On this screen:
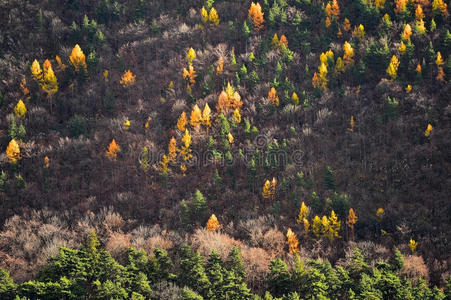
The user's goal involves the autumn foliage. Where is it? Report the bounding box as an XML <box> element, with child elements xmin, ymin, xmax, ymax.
<box><xmin>206</xmin><ymin>214</ymin><xmax>220</xmax><ymax>231</ymax></box>
<box><xmin>248</xmin><ymin>2</ymin><xmax>264</xmax><ymax>31</ymax></box>
<box><xmin>106</xmin><ymin>139</ymin><xmax>120</xmax><ymax>160</ymax></box>
<box><xmin>6</xmin><ymin>139</ymin><xmax>21</xmax><ymax>163</ymax></box>
<box><xmin>69</xmin><ymin>44</ymin><xmax>87</xmax><ymax>73</ymax></box>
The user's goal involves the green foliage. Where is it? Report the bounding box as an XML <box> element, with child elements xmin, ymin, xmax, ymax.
<box><xmin>267</xmin><ymin>258</ymin><xmax>291</xmax><ymax>297</ymax></box>
<box><xmin>68</xmin><ymin>114</ymin><xmax>88</xmax><ymax>137</ymax></box>
<box><xmin>323</xmin><ymin>166</ymin><xmax>337</xmax><ymax>191</ymax></box>
<box><xmin>0</xmin><ymin>268</ymin><xmax>16</xmax><ymax>299</ymax></box>
<box><xmin>8</xmin><ymin>116</ymin><xmax>26</xmax><ymax>141</ymax></box>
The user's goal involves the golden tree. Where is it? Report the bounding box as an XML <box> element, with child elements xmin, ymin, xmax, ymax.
<box><xmin>432</xmin><ymin>0</ymin><xmax>448</xmax><ymax>17</ymax></box>
<box><xmin>271</xmin><ymin>34</ymin><xmax>279</xmax><ymax>49</ymax></box>
<box><xmin>313</xmin><ymin>62</ymin><xmax>328</xmax><ymax>90</ymax></box>
<box><xmin>312</xmin><ymin>215</ymin><xmax>322</xmax><ymax>239</ymax></box>
<box><xmin>321</xmin><ymin>216</ymin><xmax>330</xmax><ymax>237</ymax></box>
<box><xmin>14</xmin><ymin>100</ymin><xmax>27</xmax><ymax>119</ymax></box>
<box><xmin>31</xmin><ymin>59</ymin><xmax>43</xmax><ymax>83</ymax></box>
<box><xmin>183</xmin><ymin>65</ymin><xmax>197</xmax><ymax>85</ymax></box>
<box><xmin>386</xmin><ymin>55</ymin><xmax>400</xmax><ymax>80</ymax></box>
<box><xmin>376</xmin><ymin>207</ymin><xmax>385</xmax><ymax>219</ymax></box>
<box><xmin>177</xmin><ymin>112</ymin><xmax>188</xmax><ymax>132</ymax></box>
<box><xmin>262</xmin><ymin>178</ymin><xmax>276</xmax><ymax>200</ymax></box>
<box><xmin>415</xmin><ymin>5</ymin><xmax>424</xmax><ymax>20</ymax></box>
<box><xmin>346</xmin><ymin>208</ymin><xmax>358</xmax><ymax>241</ymax></box>
<box><xmin>44</xmin><ymin>156</ymin><xmax>50</xmax><ymax>168</ymax></box>
<box><xmin>202</xmin><ymin>103</ymin><xmax>211</xmax><ymax>128</ymax></box>
<box><xmin>279</xmin><ymin>35</ymin><xmax>288</xmax><ymax>49</ymax></box>
<box><xmin>233</xmin><ymin>108</ymin><xmax>241</xmax><ymax>123</ymax></box>
<box><xmin>268</xmin><ymin>87</ymin><xmax>280</xmax><ymax>106</ymax></box>
<box><xmin>208</xmin><ymin>7</ymin><xmax>220</xmax><ymax>25</ymax></box>
<box><xmin>55</xmin><ymin>55</ymin><xmax>66</xmax><ymax>71</ymax></box>
<box><xmin>69</xmin><ymin>44</ymin><xmax>87</xmax><ymax>73</ymax></box>
<box><xmin>286</xmin><ymin>228</ymin><xmax>299</xmax><ymax>253</ymax></box>
<box><xmin>248</xmin><ymin>2</ymin><xmax>264</xmax><ymax>31</ymax></box>
<box><xmin>291</xmin><ymin>92</ymin><xmax>299</xmax><ymax>105</ymax></box>
<box><xmin>187</xmin><ymin>48</ymin><xmax>196</xmax><ymax>65</ymax></box>
<box><xmin>206</xmin><ymin>214</ymin><xmax>221</xmax><ymax>231</ymax></box>
<box><xmin>106</xmin><ymin>139</ymin><xmax>121</xmax><ymax>160</ymax></box>
<box><xmin>424</xmin><ymin>124</ymin><xmax>433</xmax><ymax>137</ymax></box>
<box><xmin>201</xmin><ymin>6</ymin><xmax>208</xmax><ymax>24</ymax></box>
<box><xmin>356</xmin><ymin>24</ymin><xmax>365</xmax><ymax>41</ymax></box>
<box><xmin>160</xmin><ymin>154</ymin><xmax>170</xmax><ymax>175</ymax></box>
<box><xmin>216</xmin><ymin>57</ymin><xmax>224</xmax><ymax>74</ymax></box>
<box><xmin>6</xmin><ymin>139</ymin><xmax>21</xmax><ymax>163</ymax></box>
<box><xmin>303</xmin><ymin>218</ymin><xmax>310</xmax><ymax>237</ymax></box>
<box><xmin>20</xmin><ymin>76</ymin><xmax>30</xmax><ymax>100</ymax></box>
<box><xmin>120</xmin><ymin>70</ymin><xmax>136</xmax><ymax>87</ymax></box>
<box><xmin>409</xmin><ymin>239</ymin><xmax>418</xmax><ymax>253</ymax></box>
<box><xmin>343</xmin><ymin>18</ymin><xmax>351</xmax><ymax>31</ymax></box>
<box><xmin>216</xmin><ymin>82</ymin><xmax>243</xmax><ymax>114</ymax></box>
<box><xmin>327</xmin><ymin>210</ymin><xmax>341</xmax><ymax>241</ymax></box>
<box><xmin>190</xmin><ymin>104</ymin><xmax>202</xmax><ymax>130</ymax></box>
<box><xmin>180</xmin><ymin>129</ymin><xmax>193</xmax><ymax>161</ymax></box>
<box><xmin>402</xmin><ymin>24</ymin><xmax>412</xmax><ymax>40</ymax></box>
<box><xmin>348</xmin><ymin>115</ymin><xmax>355</xmax><ymax>132</ymax></box>
<box><xmin>227</xmin><ymin>132</ymin><xmax>234</xmax><ymax>144</ymax></box>
<box><xmin>395</xmin><ymin>0</ymin><xmax>408</xmax><ymax>14</ymax></box>
<box><xmin>42</xmin><ymin>64</ymin><xmax>58</xmax><ymax>97</ymax></box>
<box><xmin>297</xmin><ymin>202</ymin><xmax>310</xmax><ymax>223</ymax></box>
<box><xmin>168</xmin><ymin>137</ymin><xmax>177</xmax><ymax>162</ymax></box>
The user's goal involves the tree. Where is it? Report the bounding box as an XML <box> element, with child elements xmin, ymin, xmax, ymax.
<box><xmin>201</xmin><ymin>7</ymin><xmax>208</xmax><ymax>24</ymax></box>
<box><xmin>286</xmin><ymin>228</ymin><xmax>299</xmax><ymax>253</ymax></box>
<box><xmin>279</xmin><ymin>35</ymin><xmax>288</xmax><ymax>49</ymax></box>
<box><xmin>424</xmin><ymin>124</ymin><xmax>433</xmax><ymax>137</ymax></box>
<box><xmin>44</xmin><ymin>156</ymin><xmax>50</xmax><ymax>168</ymax></box>
<box><xmin>41</xmin><ymin>62</ymin><xmax>58</xmax><ymax>97</ymax></box>
<box><xmin>208</xmin><ymin>7</ymin><xmax>219</xmax><ymax>26</ymax></box>
<box><xmin>297</xmin><ymin>202</ymin><xmax>310</xmax><ymax>223</ymax></box>
<box><xmin>268</xmin><ymin>87</ymin><xmax>280</xmax><ymax>106</ymax></box>
<box><xmin>271</xmin><ymin>34</ymin><xmax>279</xmax><ymax>49</ymax></box>
<box><xmin>106</xmin><ymin>139</ymin><xmax>120</xmax><ymax>160</ymax></box>
<box><xmin>183</xmin><ymin>65</ymin><xmax>197</xmax><ymax>85</ymax></box>
<box><xmin>226</xmin><ymin>247</ymin><xmax>246</xmax><ymax>283</ymax></box>
<box><xmin>6</xmin><ymin>139</ymin><xmax>20</xmax><ymax>163</ymax></box>
<box><xmin>31</xmin><ymin>59</ymin><xmax>43</xmax><ymax>83</ymax></box>
<box><xmin>248</xmin><ymin>2</ymin><xmax>264</xmax><ymax>31</ymax></box>
<box><xmin>343</xmin><ymin>41</ymin><xmax>354</xmax><ymax>67</ymax></box>
<box><xmin>69</xmin><ymin>44</ymin><xmax>87</xmax><ymax>73</ymax></box>
<box><xmin>233</xmin><ymin>108</ymin><xmax>241</xmax><ymax>123</ymax></box>
<box><xmin>168</xmin><ymin>137</ymin><xmax>177</xmax><ymax>162</ymax></box>
<box><xmin>327</xmin><ymin>210</ymin><xmax>341</xmax><ymax>241</ymax></box>
<box><xmin>415</xmin><ymin>5</ymin><xmax>424</xmax><ymax>20</ymax></box>
<box><xmin>312</xmin><ymin>215</ymin><xmax>322</xmax><ymax>239</ymax></box>
<box><xmin>267</xmin><ymin>258</ymin><xmax>291</xmax><ymax>297</ymax></box>
<box><xmin>303</xmin><ymin>218</ymin><xmax>310</xmax><ymax>237</ymax></box>
<box><xmin>346</xmin><ymin>208</ymin><xmax>358</xmax><ymax>241</ymax></box>
<box><xmin>432</xmin><ymin>0</ymin><xmax>448</xmax><ymax>17</ymax></box>
<box><xmin>179</xmin><ymin>245</ymin><xmax>211</xmax><ymax>298</ymax></box>
<box><xmin>323</xmin><ymin>166</ymin><xmax>337</xmax><ymax>191</ymax></box>
<box><xmin>386</xmin><ymin>55</ymin><xmax>400</xmax><ymax>80</ymax></box>
<box><xmin>348</xmin><ymin>116</ymin><xmax>355</xmax><ymax>132</ymax></box>
<box><xmin>202</xmin><ymin>104</ymin><xmax>211</xmax><ymax>128</ymax></box>
<box><xmin>120</xmin><ymin>70</ymin><xmax>136</xmax><ymax>87</ymax></box>
<box><xmin>177</xmin><ymin>112</ymin><xmax>188</xmax><ymax>132</ymax></box>
<box><xmin>187</xmin><ymin>48</ymin><xmax>196</xmax><ymax>65</ymax></box>
<box><xmin>409</xmin><ymin>239</ymin><xmax>418</xmax><ymax>253</ymax></box>
<box><xmin>216</xmin><ymin>57</ymin><xmax>223</xmax><ymax>74</ymax></box>
<box><xmin>402</xmin><ymin>24</ymin><xmax>412</xmax><ymax>40</ymax></box>
<box><xmin>206</xmin><ymin>214</ymin><xmax>220</xmax><ymax>231</ymax></box>
<box><xmin>190</xmin><ymin>105</ymin><xmax>202</xmax><ymax>130</ymax></box>
<box><xmin>216</xmin><ymin>82</ymin><xmax>243</xmax><ymax>114</ymax></box>
<box><xmin>180</xmin><ymin>129</ymin><xmax>193</xmax><ymax>161</ymax></box>
<box><xmin>14</xmin><ymin>99</ymin><xmax>27</xmax><ymax>119</ymax></box>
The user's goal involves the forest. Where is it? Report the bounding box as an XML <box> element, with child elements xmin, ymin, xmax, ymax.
<box><xmin>0</xmin><ymin>0</ymin><xmax>450</xmax><ymax>298</ymax></box>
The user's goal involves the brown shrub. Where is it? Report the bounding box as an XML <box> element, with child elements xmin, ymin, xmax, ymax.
<box><xmin>105</xmin><ymin>232</ymin><xmax>131</xmax><ymax>259</ymax></box>
<box><xmin>402</xmin><ymin>255</ymin><xmax>430</xmax><ymax>284</ymax></box>
<box><xmin>191</xmin><ymin>228</ymin><xmax>242</xmax><ymax>260</ymax></box>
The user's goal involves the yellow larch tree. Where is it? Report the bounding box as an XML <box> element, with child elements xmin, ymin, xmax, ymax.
<box><xmin>271</xmin><ymin>34</ymin><xmax>279</xmax><ymax>49</ymax></box>
<box><xmin>415</xmin><ymin>5</ymin><xmax>424</xmax><ymax>20</ymax></box>
<box><xmin>279</xmin><ymin>34</ymin><xmax>288</xmax><ymax>49</ymax></box>
<box><xmin>233</xmin><ymin>108</ymin><xmax>242</xmax><ymax>123</ymax></box>
<box><xmin>395</xmin><ymin>0</ymin><xmax>408</xmax><ymax>14</ymax></box>
<box><xmin>328</xmin><ymin>210</ymin><xmax>341</xmax><ymax>241</ymax></box>
<box><xmin>202</xmin><ymin>103</ymin><xmax>211</xmax><ymax>128</ymax></box>
<box><xmin>346</xmin><ymin>208</ymin><xmax>358</xmax><ymax>241</ymax></box>
<box><xmin>42</xmin><ymin>63</ymin><xmax>58</xmax><ymax>97</ymax></box>
<box><xmin>180</xmin><ymin>129</ymin><xmax>193</xmax><ymax>161</ymax></box>
<box><xmin>312</xmin><ymin>216</ymin><xmax>322</xmax><ymax>239</ymax></box>
<box><xmin>303</xmin><ymin>218</ymin><xmax>310</xmax><ymax>237</ymax></box>
<box><xmin>268</xmin><ymin>87</ymin><xmax>280</xmax><ymax>106</ymax></box>
<box><xmin>177</xmin><ymin>112</ymin><xmax>188</xmax><ymax>132</ymax></box>
<box><xmin>206</xmin><ymin>214</ymin><xmax>221</xmax><ymax>231</ymax></box>
<box><xmin>248</xmin><ymin>2</ymin><xmax>264</xmax><ymax>31</ymax></box>
<box><xmin>183</xmin><ymin>65</ymin><xmax>197</xmax><ymax>85</ymax></box>
<box><xmin>291</xmin><ymin>92</ymin><xmax>299</xmax><ymax>105</ymax></box>
<box><xmin>44</xmin><ymin>156</ymin><xmax>50</xmax><ymax>168</ymax></box>
<box><xmin>31</xmin><ymin>59</ymin><xmax>43</xmax><ymax>83</ymax></box>
<box><xmin>343</xmin><ymin>18</ymin><xmax>351</xmax><ymax>31</ymax></box>
<box><xmin>297</xmin><ymin>202</ymin><xmax>310</xmax><ymax>223</ymax></box>
<box><xmin>6</xmin><ymin>139</ymin><xmax>21</xmax><ymax>163</ymax></box>
<box><xmin>55</xmin><ymin>55</ymin><xmax>66</xmax><ymax>71</ymax></box>
<box><xmin>216</xmin><ymin>57</ymin><xmax>224</xmax><ymax>75</ymax></box>
<box><xmin>187</xmin><ymin>48</ymin><xmax>196</xmax><ymax>65</ymax></box>
<box><xmin>375</xmin><ymin>0</ymin><xmax>386</xmax><ymax>9</ymax></box>
<box><xmin>208</xmin><ymin>7</ymin><xmax>220</xmax><ymax>26</ymax></box>
<box><xmin>14</xmin><ymin>100</ymin><xmax>27</xmax><ymax>119</ymax></box>
<box><xmin>386</xmin><ymin>55</ymin><xmax>400</xmax><ymax>80</ymax></box>
<box><xmin>321</xmin><ymin>216</ymin><xmax>330</xmax><ymax>237</ymax></box>
<box><xmin>120</xmin><ymin>70</ymin><xmax>136</xmax><ymax>87</ymax></box>
<box><xmin>313</xmin><ymin>62</ymin><xmax>328</xmax><ymax>90</ymax></box>
<box><xmin>168</xmin><ymin>137</ymin><xmax>177</xmax><ymax>162</ymax></box>
<box><xmin>402</xmin><ymin>24</ymin><xmax>412</xmax><ymax>40</ymax></box>
<box><xmin>432</xmin><ymin>0</ymin><xmax>448</xmax><ymax>17</ymax></box>
<box><xmin>262</xmin><ymin>179</ymin><xmax>275</xmax><ymax>200</ymax></box>
<box><xmin>160</xmin><ymin>154</ymin><xmax>170</xmax><ymax>175</ymax></box>
<box><xmin>190</xmin><ymin>104</ymin><xmax>202</xmax><ymax>130</ymax></box>
<box><xmin>106</xmin><ymin>139</ymin><xmax>121</xmax><ymax>160</ymax></box>
<box><xmin>356</xmin><ymin>24</ymin><xmax>365</xmax><ymax>41</ymax></box>
<box><xmin>201</xmin><ymin>6</ymin><xmax>208</xmax><ymax>24</ymax></box>
<box><xmin>409</xmin><ymin>239</ymin><xmax>418</xmax><ymax>253</ymax></box>
<box><xmin>227</xmin><ymin>132</ymin><xmax>234</xmax><ymax>144</ymax></box>
<box><xmin>348</xmin><ymin>115</ymin><xmax>355</xmax><ymax>132</ymax></box>
<box><xmin>424</xmin><ymin>124</ymin><xmax>433</xmax><ymax>137</ymax></box>
<box><xmin>216</xmin><ymin>82</ymin><xmax>243</xmax><ymax>114</ymax></box>
<box><xmin>286</xmin><ymin>228</ymin><xmax>299</xmax><ymax>253</ymax></box>
<box><xmin>69</xmin><ymin>44</ymin><xmax>87</xmax><ymax>73</ymax></box>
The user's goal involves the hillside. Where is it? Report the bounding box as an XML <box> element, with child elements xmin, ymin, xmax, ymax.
<box><xmin>0</xmin><ymin>0</ymin><xmax>450</xmax><ymax>298</ymax></box>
